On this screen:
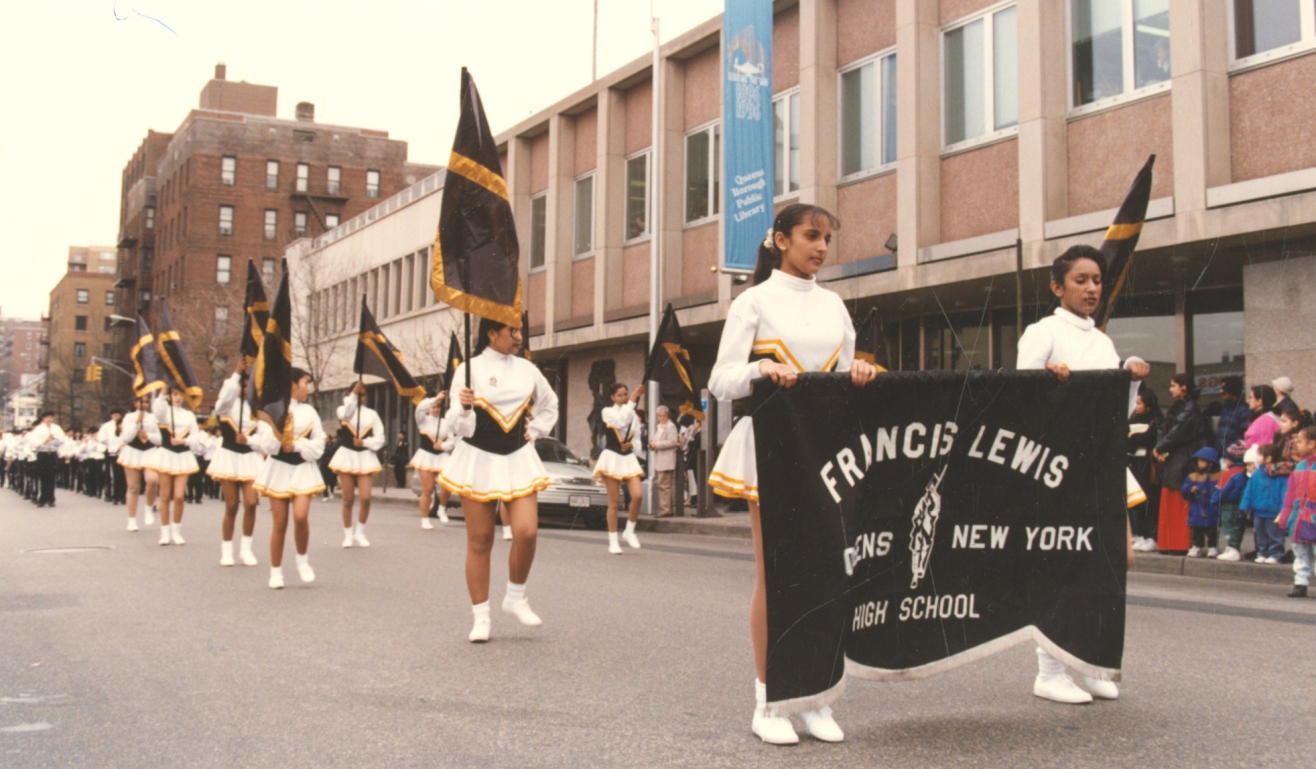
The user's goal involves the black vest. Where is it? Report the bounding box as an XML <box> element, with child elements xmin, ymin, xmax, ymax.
<box><xmin>218</xmin><ymin>420</ymin><xmax>253</xmax><ymax>454</ymax></box>
<box><xmin>465</xmin><ymin>405</ymin><xmax>527</xmax><ymax>456</ymax></box>
<box><xmin>127</xmin><ymin>414</ymin><xmax>153</xmax><ymax>451</ymax></box>
<box><xmin>336</xmin><ymin>423</ymin><xmax>373</xmax><ymax>452</ymax></box>
<box><xmin>417</xmin><ymin>433</ymin><xmax>441</xmax><ymax>455</ymax></box>
<box><xmin>159</xmin><ymin>425</ymin><xmax>189</xmax><ymax>454</ymax></box>
<box><xmin>604</xmin><ymin>424</ymin><xmax>634</xmax><ymax>455</ymax></box>
<box><xmin>273</xmin><ymin>447</ymin><xmax>304</xmax><ymax>466</ymax></box>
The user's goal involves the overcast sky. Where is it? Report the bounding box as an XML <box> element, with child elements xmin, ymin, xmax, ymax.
<box><xmin>0</xmin><ymin>0</ymin><xmax>719</xmax><ymax>319</ymax></box>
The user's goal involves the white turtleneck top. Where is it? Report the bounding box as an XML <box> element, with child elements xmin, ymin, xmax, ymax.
<box><xmin>445</xmin><ymin>347</ymin><xmax>559</xmax><ymax>444</ymax></box>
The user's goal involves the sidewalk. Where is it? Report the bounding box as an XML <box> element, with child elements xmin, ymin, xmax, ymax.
<box><xmin>367</xmin><ymin>493</ymin><xmax>1296</xmax><ymax>586</ymax></box>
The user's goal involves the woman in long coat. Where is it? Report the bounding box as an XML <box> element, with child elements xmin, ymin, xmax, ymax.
<box><xmin>1154</xmin><ymin>373</ymin><xmax>1208</xmax><ymax>553</ymax></box>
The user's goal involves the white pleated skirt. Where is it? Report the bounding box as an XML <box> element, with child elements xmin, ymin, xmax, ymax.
<box><xmin>593</xmin><ymin>449</ymin><xmax>644</xmax><ymax>481</ymax></box>
<box><xmin>328</xmin><ymin>446</ymin><xmax>382</xmax><ymax>476</ymax></box>
<box><xmin>148</xmin><ymin>449</ymin><xmax>199</xmax><ymax>476</ymax></box>
<box><xmin>254</xmin><ymin>457</ymin><xmax>326</xmax><ymax>499</ymax></box>
<box><xmin>438</xmin><ymin>441</ymin><xmax>550</xmax><ymax>502</ymax></box>
<box><xmin>1126</xmin><ymin>468</ymin><xmax>1145</xmax><ymax>508</ymax></box>
<box><xmin>207</xmin><ymin>447</ymin><xmax>264</xmax><ymax>483</ymax></box>
<box><xmin>409</xmin><ymin>449</ymin><xmax>448</xmax><ymax>473</ymax></box>
<box><xmin>709</xmin><ymin>417</ymin><xmax>758</xmax><ymax>503</ymax></box>
<box><xmin>117</xmin><ymin>445</ymin><xmax>155</xmax><ymax>470</ymax></box>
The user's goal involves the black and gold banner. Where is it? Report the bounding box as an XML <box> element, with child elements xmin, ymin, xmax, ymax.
<box><xmin>854</xmin><ymin>308</ymin><xmax>890</xmax><ymax>372</ymax></box>
<box><xmin>642</xmin><ymin>303</ymin><xmax>704</xmax><ymax>422</ymax></box>
<box><xmin>354</xmin><ymin>295</ymin><xmax>424</xmax><ymax>406</ymax></box>
<box><xmin>1096</xmin><ymin>155</ymin><xmax>1155</xmax><ymax>330</ymax></box>
<box><xmin>431</xmin><ymin>68</ymin><xmax>522</xmax><ymax>326</ymax></box>
<box><xmin>241</xmin><ymin>258</ymin><xmax>270</xmax><ymax>365</ymax></box>
<box><xmin>130</xmin><ymin>315</ymin><xmax>165</xmax><ymax>399</ymax></box>
<box><xmin>247</xmin><ymin>259</ymin><xmax>294</xmax><ymax>442</ymax></box>
<box><xmin>751</xmin><ymin>370</ymin><xmax>1128</xmax><ymax>712</ymax></box>
<box><xmin>445</xmin><ymin>331</ymin><xmax>465</xmax><ymax>393</ymax></box>
<box><xmin>155</xmin><ymin>301</ymin><xmax>204</xmax><ymax>410</ymax></box>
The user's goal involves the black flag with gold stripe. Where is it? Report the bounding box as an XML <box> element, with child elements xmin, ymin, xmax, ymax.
<box><xmin>130</xmin><ymin>315</ymin><xmax>165</xmax><ymax>399</ymax></box>
<box><xmin>643</xmin><ymin>304</ymin><xmax>704</xmax><ymax>422</ymax></box>
<box><xmin>155</xmin><ymin>300</ymin><xmax>204</xmax><ymax>410</ymax></box>
<box><xmin>854</xmin><ymin>308</ymin><xmax>890</xmax><ymax>372</ymax></box>
<box><xmin>354</xmin><ymin>295</ymin><xmax>425</xmax><ymax>406</ymax></box>
<box><xmin>431</xmin><ymin>68</ymin><xmax>522</xmax><ymax>326</ymax></box>
<box><xmin>1096</xmin><ymin>155</ymin><xmax>1155</xmax><ymax>330</ymax></box>
<box><xmin>247</xmin><ymin>259</ymin><xmax>294</xmax><ymax>442</ymax></box>
<box><xmin>241</xmin><ymin>259</ymin><xmax>269</xmax><ymax>365</ymax></box>
<box><xmin>445</xmin><ymin>331</ymin><xmax>465</xmax><ymax>393</ymax></box>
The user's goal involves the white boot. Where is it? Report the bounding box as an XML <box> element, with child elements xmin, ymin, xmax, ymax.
<box><xmin>1080</xmin><ymin>674</ymin><xmax>1119</xmax><ymax>700</ymax></box>
<box><xmin>421</xmin><ymin>517</ymin><xmax>434</xmax><ymax>530</ymax></box>
<box><xmin>353</xmin><ymin>523</ymin><xmax>369</xmax><ymax>548</ymax></box>
<box><xmin>500</xmin><ymin>582</ymin><xmax>542</xmax><ymax>626</ymax></box>
<box><xmin>239</xmin><ymin>536</ymin><xmax>258</xmax><ymax>566</ymax></box>
<box><xmin>295</xmin><ymin>553</ymin><xmax>315</xmax><ymax>583</ymax></box>
<box><xmin>623</xmin><ymin>520</ymin><xmax>641</xmax><ymax>549</ymax></box>
<box><xmin>269</xmin><ymin>566</ymin><xmax>284</xmax><ymax>589</ymax></box>
<box><xmin>469</xmin><ymin>602</ymin><xmax>491</xmax><ymax>643</ymax></box>
<box><xmin>144</xmin><ymin>505</ymin><xmax>156</xmax><ymax>526</ymax></box>
<box><xmin>608</xmin><ymin>531</ymin><xmax>622</xmax><ymax>555</ymax></box>
<box><xmin>502</xmin><ymin>525</ymin><xmax>512</xmax><ymax>541</ymax></box>
<box><xmin>127</xmin><ymin>517</ymin><xmax>139</xmax><ymax>532</ymax></box>
<box><xmin>158</xmin><ymin>523</ymin><xmax>171</xmax><ymax>546</ymax></box>
<box><xmin>751</xmin><ymin>680</ymin><xmax>798</xmax><ymax>745</ymax></box>
<box><xmin>801</xmin><ymin>706</ymin><xmax>844</xmax><ymax>742</ymax></box>
<box><xmin>1033</xmin><ymin>648</ymin><xmax>1092</xmax><ymax>704</ymax></box>
<box><xmin>220</xmin><ymin>540</ymin><xmax>235</xmax><ymax>567</ymax></box>
<box><xmin>342</xmin><ymin>527</ymin><xmax>354</xmax><ymax>548</ymax></box>
<box><xmin>438</xmin><ymin>507</ymin><xmax>450</xmax><ymax>523</ymax></box>
<box><xmin>170</xmin><ymin>522</ymin><xmax>184</xmax><ymax>545</ymax></box>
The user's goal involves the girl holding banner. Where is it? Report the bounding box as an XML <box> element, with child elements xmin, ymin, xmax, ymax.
<box><xmin>330</xmin><ymin>382</ymin><xmax>386</xmax><ymax>548</ymax></box>
<box><xmin>117</xmin><ymin>394</ymin><xmax>162</xmax><ymax>532</ymax></box>
<box><xmin>149</xmin><ymin>388</ymin><xmax>203</xmax><ymax>546</ymax></box>
<box><xmin>439</xmin><ymin>318</ymin><xmax>558</xmax><ymax>643</ymax></box>
<box><xmin>209</xmin><ymin>359</ymin><xmax>264</xmax><ymax>567</ymax></box>
<box><xmin>1016</xmin><ymin>245</ymin><xmax>1150</xmax><ymax>704</ymax></box>
<box><xmin>412</xmin><ymin>391</ymin><xmax>452</xmax><ymax>528</ymax></box>
<box><xmin>593</xmin><ymin>381</ymin><xmax>647</xmax><ymax>554</ymax></box>
<box><xmin>707</xmin><ymin>203</ymin><xmax>877</xmax><ymax>745</ymax></box>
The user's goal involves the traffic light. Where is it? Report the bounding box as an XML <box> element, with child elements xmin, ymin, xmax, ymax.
<box><xmin>85</xmin><ymin>363</ymin><xmax>102</xmax><ymax>382</ymax></box>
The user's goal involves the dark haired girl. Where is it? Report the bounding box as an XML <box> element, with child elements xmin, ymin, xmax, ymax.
<box><xmin>209</xmin><ymin>358</ymin><xmax>264</xmax><ymax>566</ymax></box>
<box><xmin>708</xmin><ymin>203</ymin><xmax>878</xmax><ymax>745</ymax></box>
<box><xmin>1153</xmin><ymin>373</ymin><xmax>1207</xmax><ymax>554</ymax></box>
<box><xmin>593</xmin><ymin>380</ymin><xmax>647</xmax><ymax>553</ymax></box>
<box><xmin>148</xmin><ymin>387</ymin><xmax>203</xmax><ymax>545</ymax></box>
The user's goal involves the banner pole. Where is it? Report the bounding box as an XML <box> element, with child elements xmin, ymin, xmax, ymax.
<box><xmin>1015</xmin><ymin>237</ymin><xmax>1024</xmax><ymax>341</ymax></box>
<box><xmin>463</xmin><ymin>312</ymin><xmax>472</xmax><ymax>410</ymax></box>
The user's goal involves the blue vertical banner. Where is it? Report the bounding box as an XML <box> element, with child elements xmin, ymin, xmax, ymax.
<box><xmin>722</xmin><ymin>0</ymin><xmax>773</xmax><ymax>273</ymax></box>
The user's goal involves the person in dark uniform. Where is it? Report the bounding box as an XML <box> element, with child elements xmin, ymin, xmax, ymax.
<box><xmin>391</xmin><ymin>431</ymin><xmax>410</xmax><ymax>491</ymax></box>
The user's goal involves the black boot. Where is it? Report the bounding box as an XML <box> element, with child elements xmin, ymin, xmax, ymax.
<box><xmin>1287</xmin><ymin>584</ymin><xmax>1308</xmax><ymax>598</ymax></box>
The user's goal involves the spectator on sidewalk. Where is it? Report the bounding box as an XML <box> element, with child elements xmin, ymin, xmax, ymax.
<box><xmin>1241</xmin><ymin>443</ymin><xmax>1289</xmax><ymax>564</ymax></box>
<box><xmin>1276</xmin><ymin>426</ymin><xmax>1316</xmax><ymax>598</ymax></box>
<box><xmin>391</xmin><ymin>431</ymin><xmax>410</xmax><ymax>492</ymax></box>
<box><xmin>679</xmin><ymin>415</ymin><xmax>700</xmax><ymax>507</ymax></box>
<box><xmin>1216</xmin><ymin>441</ymin><xmax>1249</xmax><ymax>561</ymax></box>
<box><xmin>1274</xmin><ymin>408</ymin><xmax>1313</xmax><ymax>476</ymax></box>
<box><xmin>1129</xmin><ymin>386</ymin><xmax>1162</xmax><ymax>552</ymax></box>
<box><xmin>1181</xmin><ymin>447</ymin><xmax>1222</xmax><ymax>558</ymax></box>
<box><xmin>1273</xmin><ymin>376</ymin><xmax>1300</xmax><ymax>415</ymax></box>
<box><xmin>1215</xmin><ymin>376</ymin><xmax>1252</xmax><ymax>454</ymax></box>
<box><xmin>648</xmin><ymin>406</ymin><xmax>680</xmax><ymax>517</ymax></box>
<box><xmin>1154</xmin><ymin>374</ymin><xmax>1208</xmax><ymax>553</ymax></box>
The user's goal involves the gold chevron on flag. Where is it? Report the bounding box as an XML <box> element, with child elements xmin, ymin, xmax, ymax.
<box><xmin>1096</xmin><ymin>155</ymin><xmax>1155</xmax><ymax>330</ymax></box>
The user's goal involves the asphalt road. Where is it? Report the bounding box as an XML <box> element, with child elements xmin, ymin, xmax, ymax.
<box><xmin>2</xmin><ymin>488</ymin><xmax>1312</xmax><ymax>768</ymax></box>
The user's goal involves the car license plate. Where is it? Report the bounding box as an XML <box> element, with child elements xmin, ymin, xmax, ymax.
<box><xmin>569</xmin><ymin>495</ymin><xmax>590</xmax><ymax>508</ymax></box>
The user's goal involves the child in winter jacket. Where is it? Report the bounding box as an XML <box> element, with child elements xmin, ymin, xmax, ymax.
<box><xmin>1181</xmin><ymin>447</ymin><xmax>1222</xmax><ymax>557</ymax></box>
<box><xmin>1216</xmin><ymin>441</ymin><xmax>1249</xmax><ymax>561</ymax></box>
<box><xmin>1240</xmin><ymin>443</ymin><xmax>1289</xmax><ymax>563</ymax></box>
<box><xmin>1276</xmin><ymin>426</ymin><xmax>1316</xmax><ymax>598</ymax></box>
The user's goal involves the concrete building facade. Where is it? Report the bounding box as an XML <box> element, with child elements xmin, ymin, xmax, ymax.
<box><xmin>295</xmin><ymin>0</ymin><xmax>1316</xmax><ymax>461</ymax></box>
<box><xmin>44</xmin><ymin>247</ymin><xmax>120</xmax><ymax>429</ymax></box>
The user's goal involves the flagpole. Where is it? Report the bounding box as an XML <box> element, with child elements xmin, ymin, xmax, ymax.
<box><xmin>644</xmin><ymin>1</ymin><xmax>662</xmax><ymax>515</ymax></box>
<box><xmin>463</xmin><ymin>312</ymin><xmax>472</xmax><ymax>410</ymax></box>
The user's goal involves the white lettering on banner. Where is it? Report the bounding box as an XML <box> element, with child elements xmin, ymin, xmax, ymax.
<box><xmin>951</xmin><ymin>524</ymin><xmax>1009</xmax><ymax>549</ymax></box>
<box><xmin>987</xmin><ymin>429</ymin><xmax>1014</xmax><ymax>465</ymax></box>
<box><xmin>898</xmin><ymin>594</ymin><xmax>981</xmax><ymax>622</ymax></box>
<box><xmin>853</xmin><ymin>600</ymin><xmax>889</xmax><ymax>630</ymax></box>
<box><xmin>843</xmin><ymin>531</ymin><xmax>893</xmax><ymax>574</ymax></box>
<box><xmin>1024</xmin><ymin>526</ymin><xmax>1093</xmax><ymax>551</ymax></box>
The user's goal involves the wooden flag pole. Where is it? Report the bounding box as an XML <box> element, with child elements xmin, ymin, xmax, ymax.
<box><xmin>463</xmin><ymin>312</ymin><xmax>472</xmax><ymax>410</ymax></box>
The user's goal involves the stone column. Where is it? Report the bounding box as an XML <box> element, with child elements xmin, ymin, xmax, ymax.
<box><xmin>895</xmin><ymin>0</ymin><xmax>941</xmax><ymax>268</ymax></box>
<box><xmin>797</xmin><ymin>0</ymin><xmax>838</xmax><ymax>212</ymax></box>
<box><xmin>546</xmin><ymin>114</ymin><xmax>576</xmax><ymax>342</ymax></box>
<box><xmin>598</xmin><ymin>88</ymin><xmax>627</xmax><ymax>325</ymax></box>
<box><xmin>1169</xmin><ymin>0</ymin><xmax>1232</xmax><ymax>220</ymax></box>
<box><xmin>1016</xmin><ymin>0</ymin><xmax>1069</xmax><ymax>245</ymax></box>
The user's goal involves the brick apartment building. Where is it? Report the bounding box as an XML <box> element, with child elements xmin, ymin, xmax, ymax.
<box><xmin>113</xmin><ymin>64</ymin><xmax>439</xmax><ymax>409</ymax></box>
<box><xmin>44</xmin><ymin>247</ymin><xmax>120</xmax><ymax>429</ymax></box>
<box><xmin>0</xmin><ymin>312</ymin><xmax>47</xmax><ymax>426</ymax></box>
<box><xmin>294</xmin><ymin>0</ymin><xmax>1316</xmax><ymax>463</ymax></box>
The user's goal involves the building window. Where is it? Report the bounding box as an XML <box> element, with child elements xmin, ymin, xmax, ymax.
<box><xmin>216</xmin><ymin>255</ymin><xmax>232</xmax><ymax>286</ymax></box>
<box><xmin>264</xmin><ymin>209</ymin><xmax>278</xmax><ymax>240</ymax></box>
<box><xmin>529</xmin><ymin>193</ymin><xmax>547</xmax><ymax>269</ymax></box>
<box><xmin>1071</xmin><ymin>0</ymin><xmax>1171</xmax><ymax>111</ymax></box>
<box><xmin>76</xmin><ymin>289</ymin><xmax>89</xmax><ymax>304</ymax></box>
<box><xmin>773</xmin><ymin>90</ymin><xmax>802</xmax><ymax>195</ymax></box>
<box><xmin>221</xmin><ymin>155</ymin><xmax>236</xmax><ymax>186</ymax></box>
<box><xmin>266</xmin><ymin>160</ymin><xmax>280</xmax><ymax>190</ymax></box>
<box><xmin>296</xmin><ymin>163</ymin><xmax>309</xmax><ymax>193</ymax></box>
<box><xmin>102</xmin><ymin>343</ymin><xmax>113</xmax><ymax>358</ymax></box>
<box><xmin>144</xmin><ymin>206</ymin><xmax>155</xmax><ymax>230</ymax></box>
<box><xmin>944</xmin><ymin>5</ymin><xmax>1017</xmax><ymax>149</ymax></box>
<box><xmin>219</xmin><ymin>205</ymin><xmax>234</xmax><ymax>236</ymax></box>
<box><xmin>327</xmin><ymin>166</ymin><xmax>341</xmax><ymax>195</ymax></box>
<box><xmin>839</xmin><ymin>51</ymin><xmax>898</xmax><ymax>177</ymax></box>
<box><xmin>325</xmin><ymin>213</ymin><xmax>339</xmax><ymax>229</ymax></box>
<box><xmin>294</xmin><ymin>212</ymin><xmax>308</xmax><ymax>237</ymax></box>
<box><xmin>70</xmin><ymin>263</ymin><xmax>88</xmax><ymax>273</ymax></box>
<box><xmin>139</xmin><ymin>289</ymin><xmax>151</xmax><ymax>308</ymax></box>
<box><xmin>141</xmin><ymin>248</ymin><xmax>153</xmax><ymax>272</ymax></box>
<box><xmin>262</xmin><ymin>258</ymin><xmax>276</xmax><ymax>286</ymax></box>
<box><xmin>1229</xmin><ymin>0</ymin><xmax>1316</xmax><ymax>66</ymax></box>
<box><xmin>75</xmin><ymin>316</ymin><xmax>88</xmax><ymax>331</ymax></box>
<box><xmin>105</xmin><ymin>290</ymin><xmax>114</xmax><ymax>306</ymax></box>
<box><xmin>684</xmin><ymin>123</ymin><xmax>721</xmax><ymax>224</ymax></box>
<box><xmin>625</xmin><ymin>151</ymin><xmax>650</xmax><ymax>241</ymax></box>
<box><xmin>103</xmin><ymin>316</ymin><xmax>113</xmax><ymax>331</ymax></box>
<box><xmin>574</xmin><ymin>174</ymin><xmax>595</xmax><ymax>256</ymax></box>
<box><xmin>366</xmin><ymin>169</ymin><xmax>381</xmax><ymax>198</ymax></box>
<box><xmin>73</xmin><ymin>342</ymin><xmax>86</xmax><ymax>358</ymax></box>
<box><xmin>214</xmin><ymin>306</ymin><xmax>229</xmax><ymax>336</ymax></box>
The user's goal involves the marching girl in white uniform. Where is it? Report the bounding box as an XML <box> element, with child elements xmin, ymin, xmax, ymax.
<box><xmin>707</xmin><ymin>203</ymin><xmax>878</xmax><ymax>745</ymax></box>
<box><xmin>117</xmin><ymin>395</ymin><xmax>163</xmax><ymax>532</ymax></box>
<box><xmin>411</xmin><ymin>390</ymin><xmax>452</xmax><ymax>528</ymax></box>
<box><xmin>252</xmin><ymin>368</ymin><xmax>326</xmax><ymax>589</ymax></box>
<box><xmin>439</xmin><ymin>318</ymin><xmax>559</xmax><ymax>643</ymax></box>
<box><xmin>330</xmin><ymin>382</ymin><xmax>386</xmax><ymax>548</ymax></box>
<box><xmin>593</xmin><ymin>382</ymin><xmax>647</xmax><ymax>553</ymax></box>
<box><xmin>149</xmin><ymin>388</ymin><xmax>203</xmax><ymax>545</ymax></box>
<box><xmin>1015</xmin><ymin>244</ymin><xmax>1150</xmax><ymax>705</ymax></box>
<box><xmin>209</xmin><ymin>360</ymin><xmax>264</xmax><ymax>567</ymax></box>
